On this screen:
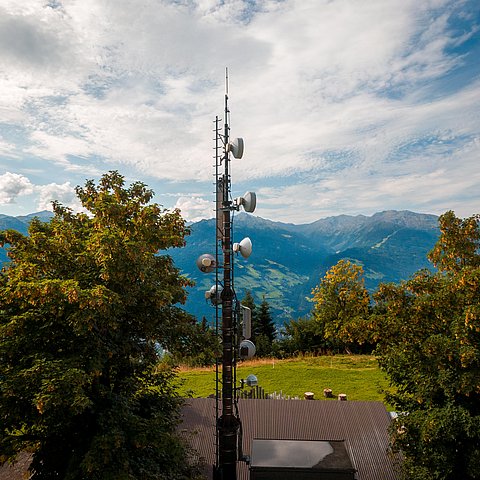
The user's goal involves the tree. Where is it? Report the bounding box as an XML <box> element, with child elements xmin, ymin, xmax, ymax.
<box><xmin>240</xmin><ymin>291</ymin><xmax>276</xmax><ymax>356</ymax></box>
<box><xmin>241</xmin><ymin>290</ymin><xmax>257</xmax><ymax>324</ymax></box>
<box><xmin>428</xmin><ymin>210</ymin><xmax>480</xmax><ymax>272</ymax></box>
<box><xmin>254</xmin><ymin>297</ymin><xmax>276</xmax><ymax>357</ymax></box>
<box><xmin>257</xmin><ymin>297</ymin><xmax>276</xmax><ymax>342</ymax></box>
<box><xmin>168</xmin><ymin>316</ymin><xmax>220</xmax><ymax>367</ymax></box>
<box><xmin>374</xmin><ymin>211</ymin><xmax>480</xmax><ymax>480</ymax></box>
<box><xmin>0</xmin><ymin>172</ymin><xmax>201</xmax><ymax>479</ymax></box>
<box><xmin>277</xmin><ymin>316</ymin><xmax>326</xmax><ymax>356</ymax></box>
<box><xmin>311</xmin><ymin>260</ymin><xmax>371</xmax><ymax>352</ymax></box>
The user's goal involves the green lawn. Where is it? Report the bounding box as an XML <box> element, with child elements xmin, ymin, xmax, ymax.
<box><xmin>176</xmin><ymin>355</ymin><xmax>393</xmax><ymax>407</ymax></box>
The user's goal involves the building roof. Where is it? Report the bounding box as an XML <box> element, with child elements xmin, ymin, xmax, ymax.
<box><xmin>180</xmin><ymin>398</ymin><xmax>401</xmax><ymax>480</ymax></box>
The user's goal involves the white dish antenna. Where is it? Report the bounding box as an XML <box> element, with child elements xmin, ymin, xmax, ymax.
<box><xmin>196</xmin><ymin>253</ymin><xmax>216</xmax><ymax>273</ymax></box>
<box><xmin>233</xmin><ymin>237</ymin><xmax>252</xmax><ymax>258</ymax></box>
<box><xmin>227</xmin><ymin>137</ymin><xmax>244</xmax><ymax>159</ymax></box>
<box><xmin>205</xmin><ymin>284</ymin><xmax>223</xmax><ymax>305</ymax></box>
<box><xmin>235</xmin><ymin>191</ymin><xmax>256</xmax><ymax>213</ymax></box>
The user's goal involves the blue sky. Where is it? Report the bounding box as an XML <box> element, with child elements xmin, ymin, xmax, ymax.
<box><xmin>0</xmin><ymin>0</ymin><xmax>479</xmax><ymax>223</ymax></box>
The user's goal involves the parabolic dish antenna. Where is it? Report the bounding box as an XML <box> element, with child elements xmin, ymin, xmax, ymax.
<box><xmin>227</xmin><ymin>137</ymin><xmax>244</xmax><ymax>159</ymax></box>
<box><xmin>196</xmin><ymin>253</ymin><xmax>216</xmax><ymax>273</ymax></box>
<box><xmin>233</xmin><ymin>237</ymin><xmax>252</xmax><ymax>258</ymax></box>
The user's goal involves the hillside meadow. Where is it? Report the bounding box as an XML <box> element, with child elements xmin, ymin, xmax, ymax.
<box><xmin>176</xmin><ymin>355</ymin><xmax>393</xmax><ymax>409</ymax></box>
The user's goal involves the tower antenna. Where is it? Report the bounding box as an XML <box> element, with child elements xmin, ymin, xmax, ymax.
<box><xmin>225</xmin><ymin>67</ymin><xmax>229</xmax><ymax>96</ymax></box>
<box><xmin>196</xmin><ymin>71</ymin><xmax>256</xmax><ymax>480</ymax></box>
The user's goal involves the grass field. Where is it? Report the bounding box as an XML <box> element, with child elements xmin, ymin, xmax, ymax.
<box><xmin>176</xmin><ymin>355</ymin><xmax>393</xmax><ymax>407</ymax></box>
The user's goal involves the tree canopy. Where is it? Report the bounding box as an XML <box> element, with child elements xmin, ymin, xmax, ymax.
<box><xmin>428</xmin><ymin>210</ymin><xmax>480</xmax><ymax>272</ymax></box>
<box><xmin>0</xmin><ymin>172</ymin><xmax>200</xmax><ymax>479</ymax></box>
<box><xmin>240</xmin><ymin>291</ymin><xmax>276</xmax><ymax>357</ymax></box>
<box><xmin>254</xmin><ymin>296</ymin><xmax>276</xmax><ymax>357</ymax></box>
<box><xmin>279</xmin><ymin>316</ymin><xmax>326</xmax><ymax>356</ymax></box>
<box><xmin>311</xmin><ymin>259</ymin><xmax>371</xmax><ymax>351</ymax></box>
<box><xmin>374</xmin><ymin>211</ymin><xmax>480</xmax><ymax>480</ymax></box>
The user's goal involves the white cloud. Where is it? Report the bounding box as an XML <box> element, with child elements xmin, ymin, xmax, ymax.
<box><xmin>0</xmin><ymin>139</ymin><xmax>19</xmax><ymax>158</ymax></box>
<box><xmin>0</xmin><ymin>0</ymin><xmax>478</xmax><ymax>222</ymax></box>
<box><xmin>256</xmin><ymin>133</ymin><xmax>480</xmax><ymax>223</ymax></box>
<box><xmin>0</xmin><ymin>172</ymin><xmax>34</xmax><ymax>204</ymax></box>
<box><xmin>35</xmin><ymin>181</ymin><xmax>81</xmax><ymax>212</ymax></box>
<box><xmin>0</xmin><ymin>172</ymin><xmax>83</xmax><ymax>213</ymax></box>
<box><xmin>0</xmin><ymin>0</ymin><xmax>271</xmax><ymax>181</ymax></box>
<box><xmin>174</xmin><ymin>196</ymin><xmax>215</xmax><ymax>222</ymax></box>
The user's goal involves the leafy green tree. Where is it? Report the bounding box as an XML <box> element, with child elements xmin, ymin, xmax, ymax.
<box><xmin>254</xmin><ymin>297</ymin><xmax>276</xmax><ymax>357</ymax></box>
<box><xmin>0</xmin><ymin>172</ymin><xmax>201</xmax><ymax>479</ymax></box>
<box><xmin>276</xmin><ymin>316</ymin><xmax>326</xmax><ymax>356</ymax></box>
<box><xmin>428</xmin><ymin>210</ymin><xmax>480</xmax><ymax>272</ymax></box>
<box><xmin>311</xmin><ymin>260</ymin><xmax>371</xmax><ymax>352</ymax></box>
<box><xmin>168</xmin><ymin>316</ymin><xmax>220</xmax><ymax>367</ymax></box>
<box><xmin>374</xmin><ymin>211</ymin><xmax>480</xmax><ymax>480</ymax></box>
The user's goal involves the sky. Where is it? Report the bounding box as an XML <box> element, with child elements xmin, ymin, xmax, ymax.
<box><xmin>0</xmin><ymin>0</ymin><xmax>479</xmax><ymax>224</ymax></box>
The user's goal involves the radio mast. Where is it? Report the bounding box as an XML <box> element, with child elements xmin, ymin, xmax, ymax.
<box><xmin>196</xmin><ymin>70</ymin><xmax>257</xmax><ymax>479</ymax></box>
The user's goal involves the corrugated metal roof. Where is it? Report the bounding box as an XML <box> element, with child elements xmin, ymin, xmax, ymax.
<box><xmin>181</xmin><ymin>398</ymin><xmax>401</xmax><ymax>480</ymax></box>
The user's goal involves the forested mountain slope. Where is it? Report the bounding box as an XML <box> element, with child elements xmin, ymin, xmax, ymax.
<box><xmin>170</xmin><ymin>210</ymin><xmax>439</xmax><ymax>323</ymax></box>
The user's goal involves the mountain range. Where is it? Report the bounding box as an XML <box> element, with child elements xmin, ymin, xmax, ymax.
<box><xmin>169</xmin><ymin>210</ymin><xmax>440</xmax><ymax>324</ymax></box>
<box><xmin>0</xmin><ymin>211</ymin><xmax>55</xmax><ymax>264</ymax></box>
<box><xmin>0</xmin><ymin>210</ymin><xmax>440</xmax><ymax>325</ymax></box>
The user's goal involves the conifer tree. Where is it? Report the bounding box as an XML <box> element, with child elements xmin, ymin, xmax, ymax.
<box><xmin>257</xmin><ymin>296</ymin><xmax>276</xmax><ymax>341</ymax></box>
<box><xmin>255</xmin><ymin>296</ymin><xmax>276</xmax><ymax>357</ymax></box>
